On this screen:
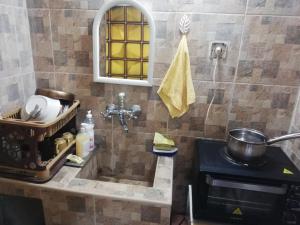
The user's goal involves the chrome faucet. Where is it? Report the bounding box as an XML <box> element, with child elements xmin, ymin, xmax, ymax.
<box><xmin>101</xmin><ymin>92</ymin><xmax>141</xmax><ymax>133</ymax></box>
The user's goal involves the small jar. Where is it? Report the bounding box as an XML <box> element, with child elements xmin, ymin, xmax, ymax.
<box><xmin>62</xmin><ymin>132</ymin><xmax>74</xmax><ymax>145</ymax></box>
<box><xmin>54</xmin><ymin>138</ymin><xmax>67</xmax><ymax>155</ymax></box>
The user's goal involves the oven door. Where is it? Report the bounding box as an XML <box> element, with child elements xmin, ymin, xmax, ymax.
<box><xmin>202</xmin><ymin>175</ymin><xmax>287</xmax><ymax>225</ymax></box>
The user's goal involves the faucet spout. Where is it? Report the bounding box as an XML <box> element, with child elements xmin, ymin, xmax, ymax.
<box><xmin>119</xmin><ymin>112</ymin><xmax>129</xmax><ymax>133</ymax></box>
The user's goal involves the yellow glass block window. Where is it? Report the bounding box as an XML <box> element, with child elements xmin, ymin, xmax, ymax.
<box><xmin>111</xmin><ymin>60</ymin><xmax>124</xmax><ymax>75</ymax></box>
<box><xmin>127</xmin><ymin>7</ymin><xmax>141</xmax><ymax>22</ymax></box>
<box><xmin>144</xmin><ymin>26</ymin><xmax>150</xmax><ymax>42</ymax></box>
<box><xmin>105</xmin><ymin>6</ymin><xmax>149</xmax><ymax>80</ymax></box>
<box><xmin>143</xmin><ymin>44</ymin><xmax>149</xmax><ymax>59</ymax></box>
<box><xmin>111</xmin><ymin>43</ymin><xmax>125</xmax><ymax>58</ymax></box>
<box><xmin>111</xmin><ymin>24</ymin><xmax>124</xmax><ymax>40</ymax></box>
<box><xmin>127</xmin><ymin>25</ymin><xmax>141</xmax><ymax>41</ymax></box>
<box><xmin>110</xmin><ymin>7</ymin><xmax>124</xmax><ymax>21</ymax></box>
<box><xmin>127</xmin><ymin>43</ymin><xmax>141</xmax><ymax>59</ymax></box>
<box><xmin>143</xmin><ymin>62</ymin><xmax>148</xmax><ymax>76</ymax></box>
<box><xmin>128</xmin><ymin>61</ymin><xmax>141</xmax><ymax>76</ymax></box>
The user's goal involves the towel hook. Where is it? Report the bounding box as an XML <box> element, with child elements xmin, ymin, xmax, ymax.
<box><xmin>179</xmin><ymin>15</ymin><xmax>191</xmax><ymax>35</ymax></box>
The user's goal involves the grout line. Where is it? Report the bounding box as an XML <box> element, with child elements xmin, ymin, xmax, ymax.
<box><xmin>0</xmin><ymin>3</ymin><xmax>26</xmax><ymax>9</ymax></box>
<box><xmin>245</xmin><ymin>13</ymin><xmax>300</xmax><ymax>18</ymax></box>
<box><xmin>225</xmin><ymin>0</ymin><xmax>249</xmax><ymax>135</ymax></box>
<box><xmin>0</xmin><ymin>71</ymin><xmax>35</xmax><ymax>80</ymax></box>
<box><xmin>30</xmin><ymin>71</ymin><xmax>300</xmax><ymax>89</ymax></box>
<box><xmin>47</xmin><ymin>9</ymin><xmax>57</xmax><ymax>89</ymax></box>
<box><xmin>25</xmin><ymin>8</ymin><xmax>300</xmax><ymax>18</ymax></box>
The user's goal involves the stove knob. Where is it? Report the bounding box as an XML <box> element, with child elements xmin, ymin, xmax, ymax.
<box><xmin>294</xmin><ymin>186</ymin><xmax>300</xmax><ymax>196</ymax></box>
<box><xmin>287</xmin><ymin>199</ymin><xmax>300</xmax><ymax>210</ymax></box>
<box><xmin>284</xmin><ymin>212</ymin><xmax>297</xmax><ymax>225</ymax></box>
<box><xmin>290</xmin><ymin>186</ymin><xmax>300</xmax><ymax>196</ymax></box>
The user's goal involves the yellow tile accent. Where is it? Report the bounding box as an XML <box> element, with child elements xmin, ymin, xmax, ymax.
<box><xmin>127</xmin><ymin>7</ymin><xmax>141</xmax><ymax>22</ymax></box>
<box><xmin>106</xmin><ymin>42</ymin><xmax>108</xmax><ymax>56</ymax></box>
<box><xmin>106</xmin><ymin>60</ymin><xmax>108</xmax><ymax>74</ymax></box>
<box><xmin>127</xmin><ymin>25</ymin><xmax>141</xmax><ymax>41</ymax></box>
<box><xmin>127</xmin><ymin>61</ymin><xmax>141</xmax><ymax>75</ymax></box>
<box><xmin>144</xmin><ymin>25</ymin><xmax>150</xmax><ymax>41</ymax></box>
<box><xmin>111</xmin><ymin>43</ymin><xmax>125</xmax><ymax>58</ymax></box>
<box><xmin>110</xmin><ymin>6</ymin><xmax>124</xmax><ymax>21</ymax></box>
<box><xmin>106</xmin><ymin>24</ymin><xmax>108</xmax><ymax>40</ymax></box>
<box><xmin>111</xmin><ymin>24</ymin><xmax>124</xmax><ymax>40</ymax></box>
<box><xmin>111</xmin><ymin>60</ymin><xmax>124</xmax><ymax>74</ymax></box>
<box><xmin>127</xmin><ymin>43</ymin><xmax>141</xmax><ymax>58</ymax></box>
<box><xmin>143</xmin><ymin>44</ymin><xmax>149</xmax><ymax>59</ymax></box>
<box><xmin>143</xmin><ymin>62</ymin><xmax>148</xmax><ymax>76</ymax></box>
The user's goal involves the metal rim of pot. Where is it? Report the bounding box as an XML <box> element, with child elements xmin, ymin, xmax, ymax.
<box><xmin>227</xmin><ymin>128</ymin><xmax>300</xmax><ymax>162</ymax></box>
<box><xmin>228</xmin><ymin>128</ymin><xmax>300</xmax><ymax>146</ymax></box>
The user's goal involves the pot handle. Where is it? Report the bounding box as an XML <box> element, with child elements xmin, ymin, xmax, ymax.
<box><xmin>267</xmin><ymin>133</ymin><xmax>300</xmax><ymax>145</ymax></box>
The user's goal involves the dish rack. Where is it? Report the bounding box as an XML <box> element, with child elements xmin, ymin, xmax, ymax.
<box><xmin>0</xmin><ymin>100</ymin><xmax>80</xmax><ymax>183</ymax></box>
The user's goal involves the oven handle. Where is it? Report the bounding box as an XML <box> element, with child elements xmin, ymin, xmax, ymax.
<box><xmin>206</xmin><ymin>176</ymin><xmax>287</xmax><ymax>195</ymax></box>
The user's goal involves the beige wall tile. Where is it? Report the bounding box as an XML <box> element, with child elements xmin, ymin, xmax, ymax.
<box><xmin>28</xmin><ymin>9</ymin><xmax>54</xmax><ymax>72</ymax></box>
<box><xmin>237</xmin><ymin>16</ymin><xmax>300</xmax><ymax>86</ymax></box>
<box><xmin>229</xmin><ymin>84</ymin><xmax>298</xmax><ymax>137</ymax></box>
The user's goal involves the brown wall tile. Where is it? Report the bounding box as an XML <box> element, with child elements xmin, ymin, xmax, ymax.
<box><xmin>50</xmin><ymin>9</ymin><xmax>95</xmax><ymax>74</ymax></box>
<box><xmin>229</xmin><ymin>84</ymin><xmax>298</xmax><ymax>137</ymax></box>
<box><xmin>237</xmin><ymin>16</ymin><xmax>300</xmax><ymax>86</ymax></box>
<box><xmin>28</xmin><ymin>9</ymin><xmax>54</xmax><ymax>72</ymax></box>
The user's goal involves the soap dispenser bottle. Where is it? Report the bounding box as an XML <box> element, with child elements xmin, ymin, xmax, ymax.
<box><xmin>83</xmin><ymin>110</ymin><xmax>95</xmax><ymax>151</ymax></box>
<box><xmin>76</xmin><ymin>126</ymin><xmax>89</xmax><ymax>158</ymax></box>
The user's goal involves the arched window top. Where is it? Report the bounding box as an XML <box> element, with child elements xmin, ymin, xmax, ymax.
<box><xmin>93</xmin><ymin>0</ymin><xmax>155</xmax><ymax>86</ymax></box>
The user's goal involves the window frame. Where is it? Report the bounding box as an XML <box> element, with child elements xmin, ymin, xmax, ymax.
<box><xmin>93</xmin><ymin>0</ymin><xmax>155</xmax><ymax>86</ymax></box>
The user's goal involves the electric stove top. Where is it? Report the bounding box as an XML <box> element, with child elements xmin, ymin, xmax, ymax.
<box><xmin>196</xmin><ymin>138</ymin><xmax>300</xmax><ymax>184</ymax></box>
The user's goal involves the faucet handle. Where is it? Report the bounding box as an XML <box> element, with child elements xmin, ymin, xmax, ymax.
<box><xmin>131</xmin><ymin>105</ymin><xmax>141</xmax><ymax>115</ymax></box>
<box><xmin>101</xmin><ymin>104</ymin><xmax>117</xmax><ymax>119</ymax></box>
<box><xmin>106</xmin><ymin>104</ymin><xmax>117</xmax><ymax>111</ymax></box>
<box><xmin>129</xmin><ymin>105</ymin><xmax>141</xmax><ymax>120</ymax></box>
<box><xmin>100</xmin><ymin>111</ymin><xmax>112</xmax><ymax>119</ymax></box>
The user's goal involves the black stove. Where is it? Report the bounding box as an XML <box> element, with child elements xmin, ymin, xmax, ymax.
<box><xmin>192</xmin><ymin>138</ymin><xmax>300</xmax><ymax>225</ymax></box>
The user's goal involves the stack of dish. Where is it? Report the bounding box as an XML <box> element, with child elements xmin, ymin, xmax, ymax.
<box><xmin>21</xmin><ymin>89</ymin><xmax>75</xmax><ymax>123</ymax></box>
<box><xmin>21</xmin><ymin>95</ymin><xmax>62</xmax><ymax>123</ymax></box>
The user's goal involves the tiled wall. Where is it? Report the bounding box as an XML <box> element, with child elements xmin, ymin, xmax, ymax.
<box><xmin>0</xmin><ymin>0</ymin><xmax>35</xmax><ymax>114</ymax></box>
<box><xmin>27</xmin><ymin>0</ymin><xmax>300</xmax><ymax>213</ymax></box>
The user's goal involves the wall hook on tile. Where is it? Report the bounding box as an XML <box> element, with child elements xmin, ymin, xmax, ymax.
<box><xmin>179</xmin><ymin>15</ymin><xmax>191</xmax><ymax>35</ymax></box>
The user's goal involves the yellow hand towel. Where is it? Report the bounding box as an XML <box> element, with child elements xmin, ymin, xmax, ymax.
<box><xmin>157</xmin><ymin>35</ymin><xmax>195</xmax><ymax>118</ymax></box>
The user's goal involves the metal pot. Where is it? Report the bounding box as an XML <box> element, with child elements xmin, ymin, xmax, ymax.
<box><xmin>227</xmin><ymin>128</ymin><xmax>300</xmax><ymax>161</ymax></box>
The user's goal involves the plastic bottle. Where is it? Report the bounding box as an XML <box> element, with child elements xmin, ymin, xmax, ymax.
<box><xmin>83</xmin><ymin>110</ymin><xmax>95</xmax><ymax>151</ymax></box>
<box><xmin>76</xmin><ymin>127</ymin><xmax>89</xmax><ymax>158</ymax></box>
<box><xmin>84</xmin><ymin>110</ymin><xmax>95</xmax><ymax>125</ymax></box>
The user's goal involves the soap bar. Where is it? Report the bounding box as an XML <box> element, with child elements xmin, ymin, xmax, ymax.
<box><xmin>66</xmin><ymin>154</ymin><xmax>84</xmax><ymax>164</ymax></box>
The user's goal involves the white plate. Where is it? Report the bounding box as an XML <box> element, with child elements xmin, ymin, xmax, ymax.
<box><xmin>25</xmin><ymin>95</ymin><xmax>61</xmax><ymax>122</ymax></box>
